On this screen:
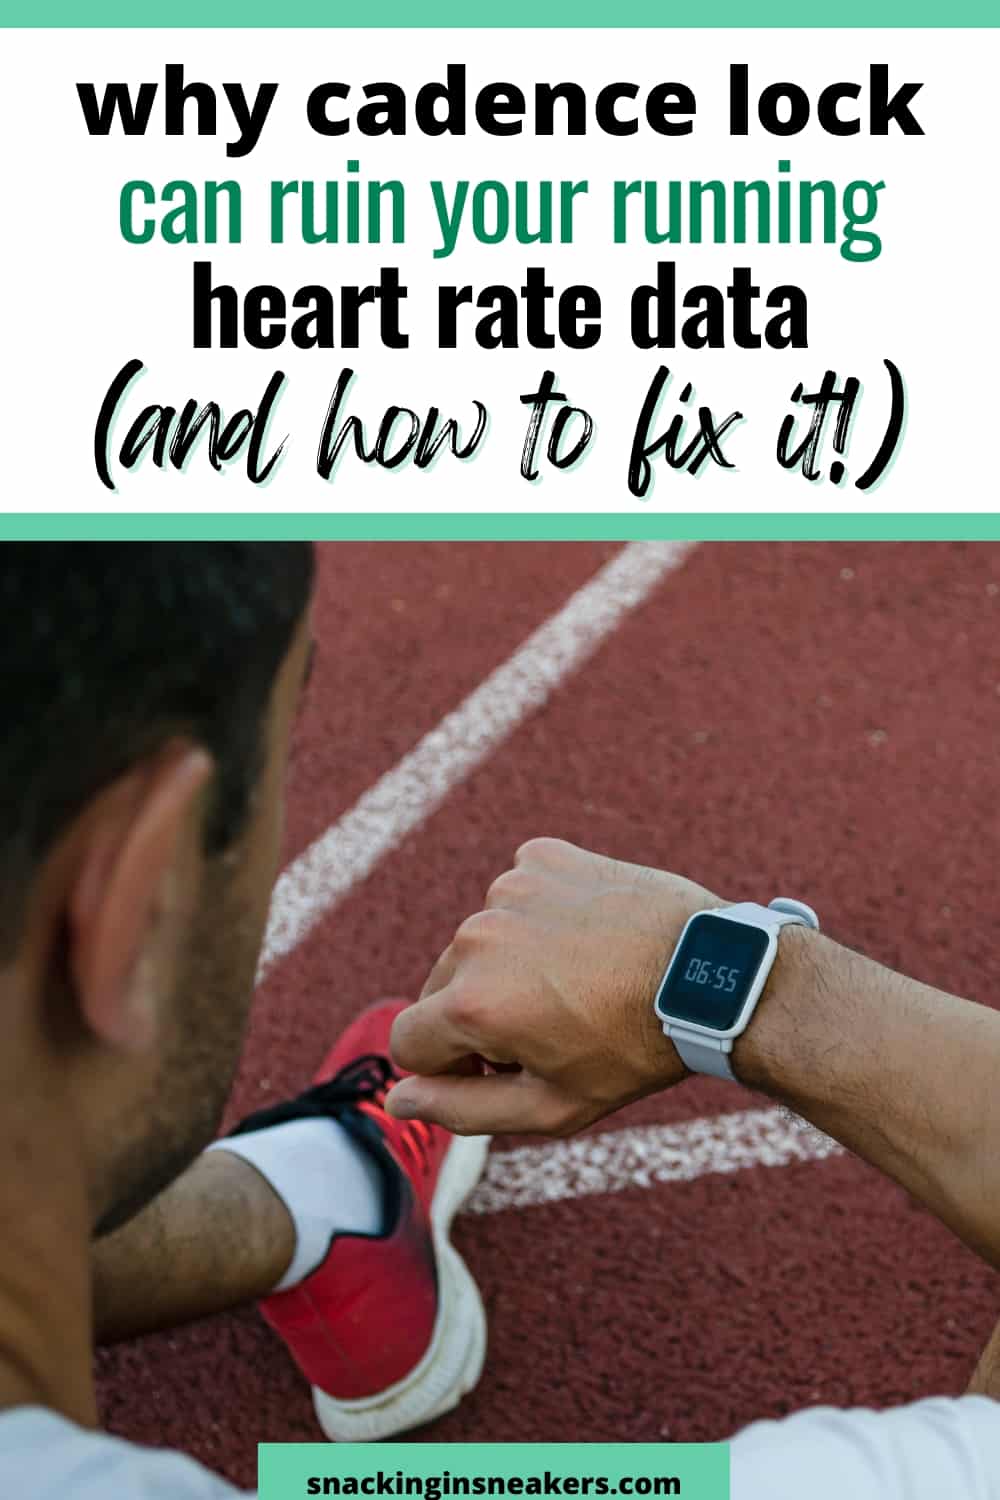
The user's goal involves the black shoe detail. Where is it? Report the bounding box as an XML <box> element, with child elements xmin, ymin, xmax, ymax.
<box><xmin>227</xmin><ymin>1055</ymin><xmax>395</xmax><ymax>1138</ymax></box>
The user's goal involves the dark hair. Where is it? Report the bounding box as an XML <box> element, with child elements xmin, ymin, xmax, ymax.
<box><xmin>0</xmin><ymin>542</ymin><xmax>314</xmax><ymax>951</ymax></box>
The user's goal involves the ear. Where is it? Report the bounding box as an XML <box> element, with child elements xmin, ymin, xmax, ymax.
<box><xmin>67</xmin><ymin>743</ymin><xmax>214</xmax><ymax>1054</ymax></box>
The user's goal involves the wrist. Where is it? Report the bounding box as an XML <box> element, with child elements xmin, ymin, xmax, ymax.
<box><xmin>731</xmin><ymin>920</ymin><xmax>831</xmax><ymax>1094</ymax></box>
<box><xmin>649</xmin><ymin>893</ymin><xmax>825</xmax><ymax>1091</ymax></box>
<box><xmin>638</xmin><ymin>879</ymin><xmax>721</xmax><ymax>1090</ymax></box>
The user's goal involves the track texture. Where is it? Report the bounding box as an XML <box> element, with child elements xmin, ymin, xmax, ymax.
<box><xmin>96</xmin><ymin>541</ymin><xmax>1000</xmax><ymax>1487</ymax></box>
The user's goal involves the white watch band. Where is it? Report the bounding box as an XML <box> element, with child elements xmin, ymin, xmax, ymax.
<box><xmin>671</xmin><ymin>1031</ymin><xmax>741</xmax><ymax>1081</ymax></box>
<box><xmin>668</xmin><ymin>899</ymin><xmax>820</xmax><ymax>1082</ymax></box>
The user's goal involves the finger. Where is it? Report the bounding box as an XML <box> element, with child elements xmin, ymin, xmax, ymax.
<box><xmin>385</xmin><ymin>1070</ymin><xmax>574</xmax><ymax>1137</ymax></box>
<box><xmin>390</xmin><ymin>988</ymin><xmax>479</xmax><ymax>1076</ymax></box>
<box><xmin>418</xmin><ymin>942</ymin><xmax>459</xmax><ymax>1003</ymax></box>
<box><xmin>514</xmin><ymin>836</ymin><xmax>582</xmax><ymax>869</ymax></box>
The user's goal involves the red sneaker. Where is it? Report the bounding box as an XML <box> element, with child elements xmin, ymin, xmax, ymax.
<box><xmin>236</xmin><ymin>1001</ymin><xmax>489</xmax><ymax>1442</ymax></box>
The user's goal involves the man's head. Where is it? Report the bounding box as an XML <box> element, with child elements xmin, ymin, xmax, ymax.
<box><xmin>0</xmin><ymin>543</ymin><xmax>314</xmax><ymax>1237</ymax></box>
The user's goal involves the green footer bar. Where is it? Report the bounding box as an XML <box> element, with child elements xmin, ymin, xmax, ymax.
<box><xmin>258</xmin><ymin>1444</ymin><xmax>730</xmax><ymax>1500</ymax></box>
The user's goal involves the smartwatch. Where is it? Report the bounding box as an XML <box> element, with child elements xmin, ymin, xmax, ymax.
<box><xmin>653</xmin><ymin>898</ymin><xmax>820</xmax><ymax>1081</ymax></box>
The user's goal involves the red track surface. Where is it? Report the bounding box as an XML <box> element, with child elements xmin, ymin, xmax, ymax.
<box><xmin>96</xmin><ymin>541</ymin><xmax>1000</xmax><ymax>1487</ymax></box>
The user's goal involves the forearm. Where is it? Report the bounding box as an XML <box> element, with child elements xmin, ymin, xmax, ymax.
<box><xmin>734</xmin><ymin>926</ymin><xmax>1000</xmax><ymax>1268</ymax></box>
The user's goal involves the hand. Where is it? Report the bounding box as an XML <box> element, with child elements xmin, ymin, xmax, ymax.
<box><xmin>387</xmin><ymin>838</ymin><xmax>719</xmax><ymax>1137</ymax></box>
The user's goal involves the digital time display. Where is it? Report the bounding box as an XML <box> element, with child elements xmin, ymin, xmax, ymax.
<box><xmin>654</xmin><ymin>913</ymin><xmax>772</xmax><ymax>1031</ymax></box>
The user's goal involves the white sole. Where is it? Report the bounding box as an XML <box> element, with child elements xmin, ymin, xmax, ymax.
<box><xmin>312</xmin><ymin>1132</ymin><xmax>491</xmax><ymax>1442</ymax></box>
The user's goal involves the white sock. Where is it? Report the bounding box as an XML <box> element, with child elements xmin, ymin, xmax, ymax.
<box><xmin>206</xmin><ymin>1117</ymin><xmax>386</xmax><ymax>1292</ymax></box>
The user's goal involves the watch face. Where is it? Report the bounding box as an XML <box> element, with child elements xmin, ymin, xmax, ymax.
<box><xmin>655</xmin><ymin>913</ymin><xmax>772</xmax><ymax>1032</ymax></box>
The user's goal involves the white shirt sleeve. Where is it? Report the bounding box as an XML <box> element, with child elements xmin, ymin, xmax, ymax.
<box><xmin>731</xmin><ymin>1395</ymin><xmax>1000</xmax><ymax>1500</ymax></box>
<box><xmin>0</xmin><ymin>1407</ymin><xmax>253</xmax><ymax>1499</ymax></box>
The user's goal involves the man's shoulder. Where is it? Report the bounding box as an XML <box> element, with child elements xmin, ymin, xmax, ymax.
<box><xmin>0</xmin><ymin>1406</ymin><xmax>253</xmax><ymax>1500</ymax></box>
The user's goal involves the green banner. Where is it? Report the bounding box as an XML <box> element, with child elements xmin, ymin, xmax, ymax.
<box><xmin>4</xmin><ymin>1</ymin><xmax>997</xmax><ymax>22</ymax></box>
<box><xmin>258</xmin><ymin>1444</ymin><xmax>729</xmax><ymax>1500</ymax></box>
<box><xmin>2</xmin><ymin>514</ymin><xmax>1000</xmax><ymax>541</ymax></box>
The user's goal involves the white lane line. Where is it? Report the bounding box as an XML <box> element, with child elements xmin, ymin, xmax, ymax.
<box><xmin>260</xmin><ymin>540</ymin><xmax>696</xmax><ymax>977</ymax></box>
<box><xmin>464</xmin><ymin>1107</ymin><xmax>842</xmax><ymax>1215</ymax></box>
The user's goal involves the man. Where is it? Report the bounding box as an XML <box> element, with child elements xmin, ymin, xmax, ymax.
<box><xmin>0</xmin><ymin>543</ymin><xmax>489</xmax><ymax>1491</ymax></box>
<box><xmin>0</xmin><ymin>543</ymin><xmax>998</xmax><ymax>1498</ymax></box>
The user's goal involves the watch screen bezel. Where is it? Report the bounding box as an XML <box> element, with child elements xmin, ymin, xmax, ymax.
<box><xmin>653</xmin><ymin>911</ymin><xmax>777</xmax><ymax>1039</ymax></box>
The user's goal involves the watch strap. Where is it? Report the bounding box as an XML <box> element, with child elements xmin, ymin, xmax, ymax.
<box><xmin>713</xmin><ymin>899</ymin><xmax>820</xmax><ymax>932</ymax></box>
<box><xmin>672</xmin><ymin>1032</ymin><xmax>738</xmax><ymax>1081</ymax></box>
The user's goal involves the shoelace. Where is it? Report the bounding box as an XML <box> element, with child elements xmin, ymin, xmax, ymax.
<box><xmin>227</xmin><ymin>1052</ymin><xmax>436</xmax><ymax>1177</ymax></box>
<box><xmin>361</xmin><ymin>1061</ymin><xmax>435</xmax><ymax>1178</ymax></box>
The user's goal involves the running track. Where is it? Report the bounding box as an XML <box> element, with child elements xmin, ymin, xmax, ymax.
<box><xmin>96</xmin><ymin>542</ymin><xmax>1000</xmax><ymax>1486</ymax></box>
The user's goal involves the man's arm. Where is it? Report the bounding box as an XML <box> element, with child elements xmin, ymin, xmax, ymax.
<box><xmin>739</xmin><ymin>925</ymin><xmax>1000</xmax><ymax>1269</ymax></box>
<box><xmin>387</xmin><ymin>838</ymin><xmax>1000</xmax><ymax>1270</ymax></box>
